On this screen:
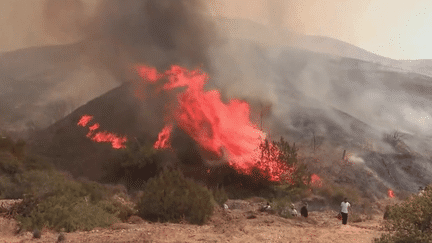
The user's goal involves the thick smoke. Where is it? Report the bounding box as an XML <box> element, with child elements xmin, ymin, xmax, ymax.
<box><xmin>42</xmin><ymin>0</ymin><xmax>219</xmax><ymax>82</ymax></box>
<box><xmin>0</xmin><ymin>0</ymin><xmax>221</xmax><ymax>132</ymax></box>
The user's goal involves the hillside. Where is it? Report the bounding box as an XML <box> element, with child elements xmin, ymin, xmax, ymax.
<box><xmin>0</xmin><ymin>43</ymin><xmax>119</xmax><ymax>136</ymax></box>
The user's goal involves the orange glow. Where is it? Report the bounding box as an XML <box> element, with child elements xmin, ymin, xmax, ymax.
<box><xmin>77</xmin><ymin>115</ymin><xmax>127</xmax><ymax>149</ymax></box>
<box><xmin>136</xmin><ymin>65</ymin><xmax>295</xmax><ymax>182</ymax></box>
<box><xmin>388</xmin><ymin>189</ymin><xmax>395</xmax><ymax>198</ymax></box>
<box><xmin>154</xmin><ymin>124</ymin><xmax>173</xmax><ymax>149</ymax></box>
<box><xmin>77</xmin><ymin>115</ymin><xmax>93</xmax><ymax>127</ymax></box>
<box><xmin>310</xmin><ymin>174</ymin><xmax>322</xmax><ymax>188</ymax></box>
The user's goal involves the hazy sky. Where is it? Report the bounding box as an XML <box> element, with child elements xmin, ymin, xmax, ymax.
<box><xmin>0</xmin><ymin>0</ymin><xmax>431</xmax><ymax>60</ymax></box>
<box><xmin>209</xmin><ymin>0</ymin><xmax>432</xmax><ymax>60</ymax></box>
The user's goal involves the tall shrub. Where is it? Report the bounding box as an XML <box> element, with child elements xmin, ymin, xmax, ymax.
<box><xmin>137</xmin><ymin>169</ymin><xmax>214</xmax><ymax>225</ymax></box>
<box><xmin>374</xmin><ymin>185</ymin><xmax>432</xmax><ymax>243</ymax></box>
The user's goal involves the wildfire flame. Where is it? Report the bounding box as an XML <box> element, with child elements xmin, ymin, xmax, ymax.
<box><xmin>310</xmin><ymin>174</ymin><xmax>323</xmax><ymax>188</ymax></box>
<box><xmin>77</xmin><ymin>115</ymin><xmax>127</xmax><ymax>149</ymax></box>
<box><xmin>388</xmin><ymin>189</ymin><xmax>395</xmax><ymax>198</ymax></box>
<box><xmin>87</xmin><ymin>123</ymin><xmax>100</xmax><ymax>137</ymax></box>
<box><xmin>77</xmin><ymin>115</ymin><xmax>93</xmax><ymax>127</ymax></box>
<box><xmin>136</xmin><ymin>65</ymin><xmax>294</xmax><ymax>182</ymax></box>
<box><xmin>154</xmin><ymin>124</ymin><xmax>173</xmax><ymax>149</ymax></box>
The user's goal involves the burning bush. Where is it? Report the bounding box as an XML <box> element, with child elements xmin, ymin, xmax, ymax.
<box><xmin>137</xmin><ymin>169</ymin><xmax>214</xmax><ymax>225</ymax></box>
<box><xmin>374</xmin><ymin>184</ymin><xmax>432</xmax><ymax>243</ymax></box>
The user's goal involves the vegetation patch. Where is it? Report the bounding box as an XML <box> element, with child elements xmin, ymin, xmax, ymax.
<box><xmin>136</xmin><ymin>169</ymin><xmax>214</xmax><ymax>225</ymax></box>
<box><xmin>374</xmin><ymin>185</ymin><xmax>432</xmax><ymax>243</ymax></box>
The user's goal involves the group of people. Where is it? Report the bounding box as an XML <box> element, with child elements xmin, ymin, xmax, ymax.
<box><xmin>262</xmin><ymin>198</ymin><xmax>352</xmax><ymax>225</ymax></box>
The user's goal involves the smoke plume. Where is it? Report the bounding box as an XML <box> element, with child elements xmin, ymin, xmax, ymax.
<box><xmin>43</xmin><ymin>0</ymin><xmax>220</xmax><ymax>81</ymax></box>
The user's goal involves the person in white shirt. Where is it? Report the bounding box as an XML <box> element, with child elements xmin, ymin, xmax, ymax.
<box><xmin>340</xmin><ymin>198</ymin><xmax>351</xmax><ymax>225</ymax></box>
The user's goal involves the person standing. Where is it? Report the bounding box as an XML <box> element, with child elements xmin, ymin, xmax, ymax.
<box><xmin>300</xmin><ymin>202</ymin><xmax>308</xmax><ymax>217</ymax></box>
<box><xmin>340</xmin><ymin>198</ymin><xmax>351</xmax><ymax>225</ymax></box>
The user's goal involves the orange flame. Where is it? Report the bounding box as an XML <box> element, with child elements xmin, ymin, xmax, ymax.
<box><xmin>77</xmin><ymin>115</ymin><xmax>93</xmax><ymax>127</ymax></box>
<box><xmin>77</xmin><ymin>115</ymin><xmax>127</xmax><ymax>149</ymax></box>
<box><xmin>154</xmin><ymin>124</ymin><xmax>173</xmax><ymax>149</ymax></box>
<box><xmin>87</xmin><ymin>123</ymin><xmax>100</xmax><ymax>137</ymax></box>
<box><xmin>136</xmin><ymin>65</ymin><xmax>295</xmax><ymax>182</ymax></box>
<box><xmin>310</xmin><ymin>174</ymin><xmax>322</xmax><ymax>188</ymax></box>
<box><xmin>388</xmin><ymin>189</ymin><xmax>395</xmax><ymax>198</ymax></box>
<box><xmin>92</xmin><ymin>131</ymin><xmax>127</xmax><ymax>149</ymax></box>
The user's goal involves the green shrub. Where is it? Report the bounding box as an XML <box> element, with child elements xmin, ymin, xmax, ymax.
<box><xmin>78</xmin><ymin>179</ymin><xmax>110</xmax><ymax>203</ymax></box>
<box><xmin>0</xmin><ymin>176</ymin><xmax>22</xmax><ymax>199</ymax></box>
<box><xmin>270</xmin><ymin>197</ymin><xmax>293</xmax><ymax>219</ymax></box>
<box><xmin>13</xmin><ymin>170</ymin><xmax>123</xmax><ymax>232</ymax></box>
<box><xmin>137</xmin><ymin>169</ymin><xmax>214</xmax><ymax>225</ymax></box>
<box><xmin>0</xmin><ymin>152</ymin><xmax>23</xmax><ymax>175</ymax></box>
<box><xmin>102</xmin><ymin>140</ymin><xmax>166</xmax><ymax>190</ymax></box>
<box><xmin>97</xmin><ymin>198</ymin><xmax>137</xmax><ymax>222</ymax></box>
<box><xmin>212</xmin><ymin>187</ymin><xmax>228</xmax><ymax>206</ymax></box>
<box><xmin>374</xmin><ymin>185</ymin><xmax>432</xmax><ymax>243</ymax></box>
<box><xmin>17</xmin><ymin>196</ymin><xmax>119</xmax><ymax>232</ymax></box>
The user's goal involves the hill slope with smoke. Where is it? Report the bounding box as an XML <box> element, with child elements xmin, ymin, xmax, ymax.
<box><xmin>29</xmin><ymin>39</ymin><xmax>432</xmax><ymax>198</ymax></box>
<box><xmin>1</xmin><ymin>1</ymin><xmax>431</xmax><ymax>199</ymax></box>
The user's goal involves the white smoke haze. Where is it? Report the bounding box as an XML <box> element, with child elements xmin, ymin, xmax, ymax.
<box><xmin>347</xmin><ymin>154</ymin><xmax>364</xmax><ymax>164</ymax></box>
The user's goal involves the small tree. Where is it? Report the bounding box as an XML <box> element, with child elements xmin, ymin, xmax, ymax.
<box><xmin>102</xmin><ymin>140</ymin><xmax>167</xmax><ymax>190</ymax></box>
<box><xmin>374</xmin><ymin>185</ymin><xmax>432</xmax><ymax>243</ymax></box>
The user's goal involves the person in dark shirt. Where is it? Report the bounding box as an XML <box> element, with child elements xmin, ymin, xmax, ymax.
<box><xmin>300</xmin><ymin>202</ymin><xmax>308</xmax><ymax>217</ymax></box>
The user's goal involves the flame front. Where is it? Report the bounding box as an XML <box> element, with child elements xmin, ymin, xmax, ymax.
<box><xmin>137</xmin><ymin>65</ymin><xmax>294</xmax><ymax>182</ymax></box>
<box><xmin>154</xmin><ymin>124</ymin><xmax>173</xmax><ymax>149</ymax></box>
<box><xmin>77</xmin><ymin>115</ymin><xmax>93</xmax><ymax>127</ymax></box>
<box><xmin>310</xmin><ymin>174</ymin><xmax>322</xmax><ymax>188</ymax></box>
<box><xmin>77</xmin><ymin>115</ymin><xmax>127</xmax><ymax>149</ymax></box>
<box><xmin>388</xmin><ymin>189</ymin><xmax>395</xmax><ymax>198</ymax></box>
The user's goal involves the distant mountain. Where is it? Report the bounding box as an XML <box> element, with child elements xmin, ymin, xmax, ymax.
<box><xmin>0</xmin><ymin>43</ymin><xmax>119</xmax><ymax>136</ymax></box>
<box><xmin>214</xmin><ymin>17</ymin><xmax>432</xmax><ymax>76</ymax></box>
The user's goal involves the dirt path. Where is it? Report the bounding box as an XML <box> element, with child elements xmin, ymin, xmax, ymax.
<box><xmin>0</xmin><ymin>206</ymin><xmax>386</xmax><ymax>243</ymax></box>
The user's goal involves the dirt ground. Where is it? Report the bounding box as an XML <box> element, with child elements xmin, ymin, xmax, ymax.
<box><xmin>0</xmin><ymin>199</ymin><xmax>389</xmax><ymax>243</ymax></box>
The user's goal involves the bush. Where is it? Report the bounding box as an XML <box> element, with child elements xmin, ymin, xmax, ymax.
<box><xmin>212</xmin><ymin>187</ymin><xmax>228</xmax><ymax>206</ymax></box>
<box><xmin>16</xmin><ymin>195</ymin><xmax>118</xmax><ymax>232</ymax></box>
<box><xmin>374</xmin><ymin>185</ymin><xmax>432</xmax><ymax>243</ymax></box>
<box><xmin>13</xmin><ymin>171</ymin><xmax>122</xmax><ymax>232</ymax></box>
<box><xmin>97</xmin><ymin>197</ymin><xmax>137</xmax><ymax>222</ymax></box>
<box><xmin>101</xmin><ymin>140</ymin><xmax>167</xmax><ymax>190</ymax></box>
<box><xmin>0</xmin><ymin>176</ymin><xmax>22</xmax><ymax>199</ymax></box>
<box><xmin>137</xmin><ymin>169</ymin><xmax>214</xmax><ymax>225</ymax></box>
<box><xmin>257</xmin><ymin>137</ymin><xmax>310</xmax><ymax>187</ymax></box>
<box><xmin>0</xmin><ymin>151</ymin><xmax>23</xmax><ymax>175</ymax></box>
<box><xmin>0</xmin><ymin>137</ymin><xmax>26</xmax><ymax>159</ymax></box>
<box><xmin>270</xmin><ymin>197</ymin><xmax>294</xmax><ymax>219</ymax></box>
